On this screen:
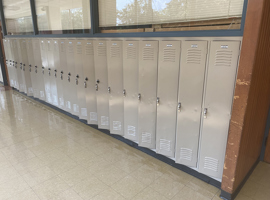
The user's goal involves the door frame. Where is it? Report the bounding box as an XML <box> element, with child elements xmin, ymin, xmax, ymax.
<box><xmin>0</xmin><ymin>22</ymin><xmax>9</xmax><ymax>85</ymax></box>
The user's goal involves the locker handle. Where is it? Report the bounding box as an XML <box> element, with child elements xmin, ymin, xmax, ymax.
<box><xmin>68</xmin><ymin>73</ymin><xmax>71</xmax><ymax>82</ymax></box>
<box><xmin>76</xmin><ymin>78</ymin><xmax>79</xmax><ymax>85</ymax></box>
<box><xmin>95</xmin><ymin>84</ymin><xmax>98</xmax><ymax>91</ymax></box>
<box><xmin>123</xmin><ymin>89</ymin><xmax>126</xmax><ymax>97</ymax></box>
<box><xmin>60</xmin><ymin>71</ymin><xmax>63</xmax><ymax>80</ymax></box>
<box><xmin>138</xmin><ymin>93</ymin><xmax>141</xmax><ymax>101</ymax></box>
<box><xmin>48</xmin><ymin>68</ymin><xmax>51</xmax><ymax>76</ymax></box>
<box><xmin>54</xmin><ymin>70</ymin><xmax>57</xmax><ymax>78</ymax></box>
<box><xmin>96</xmin><ymin>79</ymin><xmax>100</xmax><ymax>84</ymax></box>
<box><xmin>157</xmin><ymin>97</ymin><xmax>160</xmax><ymax>106</ymax></box>
<box><xmin>29</xmin><ymin>65</ymin><xmax>32</xmax><ymax>72</ymax></box>
<box><xmin>204</xmin><ymin>108</ymin><xmax>208</xmax><ymax>119</ymax></box>
<box><xmin>108</xmin><ymin>87</ymin><xmax>111</xmax><ymax>93</ymax></box>
<box><xmin>178</xmin><ymin>103</ymin><xmax>181</xmax><ymax>111</ymax></box>
<box><xmin>84</xmin><ymin>77</ymin><xmax>88</xmax><ymax>88</ymax></box>
<box><xmin>76</xmin><ymin>75</ymin><xmax>79</xmax><ymax>78</ymax></box>
<box><xmin>42</xmin><ymin>67</ymin><xmax>45</xmax><ymax>74</ymax></box>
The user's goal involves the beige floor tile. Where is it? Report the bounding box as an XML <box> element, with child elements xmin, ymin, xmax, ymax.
<box><xmin>57</xmin><ymin>142</ymin><xmax>86</xmax><ymax>155</ymax></box>
<box><xmin>5</xmin><ymin>149</ymin><xmax>36</xmax><ymax>164</ymax></box>
<box><xmin>92</xmin><ymin>188</ymin><xmax>125</xmax><ymax>200</ymax></box>
<box><xmin>113</xmin><ymin>156</ymin><xmax>145</xmax><ymax>173</ymax></box>
<box><xmin>171</xmin><ymin>186</ymin><xmax>211</xmax><ymax>200</ymax></box>
<box><xmin>111</xmin><ymin>175</ymin><xmax>146</xmax><ymax>199</ymax></box>
<box><xmin>0</xmin><ymin>163</ymin><xmax>20</xmax><ymax>184</ymax></box>
<box><xmin>68</xmin><ymin>149</ymin><xmax>98</xmax><ymax>163</ymax></box>
<box><xmin>47</xmin><ymin>156</ymin><xmax>78</xmax><ymax>174</ymax></box>
<box><xmin>6</xmin><ymin>189</ymin><xmax>40</xmax><ymax>200</ymax></box>
<box><xmin>132</xmin><ymin>187</ymin><xmax>169</xmax><ymax>200</ymax></box>
<box><xmin>37</xmin><ymin>148</ymin><xmax>70</xmax><ymax>164</ymax></box>
<box><xmin>234</xmin><ymin>194</ymin><xmax>254</xmax><ymax>200</ymax></box>
<box><xmin>54</xmin><ymin>189</ymin><xmax>84</xmax><ymax>200</ymax></box>
<box><xmin>13</xmin><ymin>156</ymin><xmax>47</xmax><ymax>175</ymax></box>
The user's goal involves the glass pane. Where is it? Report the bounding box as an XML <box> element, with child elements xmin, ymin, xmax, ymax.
<box><xmin>3</xmin><ymin>0</ymin><xmax>34</xmax><ymax>35</ymax></box>
<box><xmin>35</xmin><ymin>0</ymin><xmax>91</xmax><ymax>34</ymax></box>
<box><xmin>99</xmin><ymin>0</ymin><xmax>244</xmax><ymax>33</ymax></box>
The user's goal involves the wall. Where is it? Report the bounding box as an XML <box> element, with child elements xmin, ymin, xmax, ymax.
<box><xmin>222</xmin><ymin>0</ymin><xmax>270</xmax><ymax>194</ymax></box>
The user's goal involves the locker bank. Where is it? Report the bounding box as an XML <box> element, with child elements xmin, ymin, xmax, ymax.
<box><xmin>0</xmin><ymin>0</ymin><xmax>270</xmax><ymax>199</ymax></box>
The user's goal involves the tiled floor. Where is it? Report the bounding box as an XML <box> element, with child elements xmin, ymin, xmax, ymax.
<box><xmin>0</xmin><ymin>87</ymin><xmax>269</xmax><ymax>200</ymax></box>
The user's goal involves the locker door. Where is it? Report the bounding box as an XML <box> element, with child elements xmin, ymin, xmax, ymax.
<box><xmin>10</xmin><ymin>39</ymin><xmax>19</xmax><ymax>90</ymax></box>
<box><xmin>26</xmin><ymin>39</ymin><xmax>38</xmax><ymax>98</ymax></box>
<box><xmin>48</xmin><ymin>39</ymin><xmax>59</xmax><ymax>107</ymax></box>
<box><xmin>20</xmin><ymin>39</ymin><xmax>33</xmax><ymax>96</ymax></box>
<box><xmin>3</xmin><ymin>39</ymin><xmax>13</xmax><ymax>87</ymax></box>
<box><xmin>93</xmin><ymin>40</ymin><xmax>109</xmax><ymax>130</ymax></box>
<box><xmin>33</xmin><ymin>39</ymin><xmax>46</xmax><ymax>101</ymax></box>
<box><xmin>123</xmin><ymin>41</ymin><xmax>139</xmax><ymax>141</ymax></box>
<box><xmin>16</xmin><ymin>39</ymin><xmax>26</xmax><ymax>93</ymax></box>
<box><xmin>58</xmin><ymin>40</ymin><xmax>67</xmax><ymax>110</ymax></box>
<box><xmin>198</xmin><ymin>41</ymin><xmax>241</xmax><ymax>179</ymax></box>
<box><xmin>66</xmin><ymin>39</ymin><xmax>78</xmax><ymax>115</ymax></box>
<box><xmin>75</xmin><ymin>40</ymin><xmax>87</xmax><ymax>120</ymax></box>
<box><xmin>107</xmin><ymin>41</ymin><xmax>124</xmax><ymax>135</ymax></box>
<box><xmin>156</xmin><ymin>41</ymin><xmax>181</xmax><ymax>158</ymax></box>
<box><xmin>83</xmin><ymin>40</ymin><xmax>97</xmax><ymax>125</ymax></box>
<box><xmin>175</xmin><ymin>41</ymin><xmax>208</xmax><ymax>166</ymax></box>
<box><xmin>138</xmin><ymin>41</ymin><xmax>159</xmax><ymax>149</ymax></box>
<box><xmin>52</xmin><ymin>39</ymin><xmax>61</xmax><ymax>107</ymax></box>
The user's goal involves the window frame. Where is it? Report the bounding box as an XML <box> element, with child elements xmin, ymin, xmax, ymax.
<box><xmin>0</xmin><ymin>0</ymin><xmax>248</xmax><ymax>38</ymax></box>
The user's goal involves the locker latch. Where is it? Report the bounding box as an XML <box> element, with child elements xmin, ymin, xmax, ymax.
<box><xmin>96</xmin><ymin>79</ymin><xmax>100</xmax><ymax>84</ymax></box>
<box><xmin>123</xmin><ymin>89</ymin><xmax>126</xmax><ymax>97</ymax></box>
<box><xmin>76</xmin><ymin>75</ymin><xmax>79</xmax><ymax>85</ymax></box>
<box><xmin>84</xmin><ymin>77</ymin><xmax>88</xmax><ymax>88</ymax></box>
<box><xmin>204</xmin><ymin>108</ymin><xmax>208</xmax><ymax>119</ymax></box>
<box><xmin>23</xmin><ymin>64</ymin><xmax>25</xmax><ymax>71</ymax></box>
<box><xmin>68</xmin><ymin>72</ymin><xmax>71</xmax><ymax>82</ymax></box>
<box><xmin>108</xmin><ymin>87</ymin><xmax>111</xmax><ymax>93</ymax></box>
<box><xmin>20</xmin><ymin>63</ymin><xmax>22</xmax><ymax>70</ymax></box>
<box><xmin>35</xmin><ymin>66</ymin><xmax>37</xmax><ymax>73</ymax></box>
<box><xmin>60</xmin><ymin>71</ymin><xmax>63</xmax><ymax>80</ymax></box>
<box><xmin>48</xmin><ymin>68</ymin><xmax>51</xmax><ymax>76</ymax></box>
<box><xmin>138</xmin><ymin>93</ymin><xmax>141</xmax><ymax>101</ymax></box>
<box><xmin>29</xmin><ymin>65</ymin><xmax>32</xmax><ymax>72</ymax></box>
<box><xmin>157</xmin><ymin>97</ymin><xmax>160</xmax><ymax>106</ymax></box>
<box><xmin>42</xmin><ymin>67</ymin><xmax>45</xmax><ymax>74</ymax></box>
<box><xmin>178</xmin><ymin>103</ymin><xmax>181</xmax><ymax>111</ymax></box>
<box><xmin>54</xmin><ymin>70</ymin><xmax>57</xmax><ymax>78</ymax></box>
<box><xmin>95</xmin><ymin>84</ymin><xmax>98</xmax><ymax>91</ymax></box>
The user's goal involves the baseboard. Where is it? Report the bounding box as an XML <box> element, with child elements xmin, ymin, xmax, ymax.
<box><xmin>220</xmin><ymin>158</ymin><xmax>260</xmax><ymax>200</ymax></box>
<box><xmin>12</xmin><ymin>88</ymin><xmax>221</xmax><ymax>189</ymax></box>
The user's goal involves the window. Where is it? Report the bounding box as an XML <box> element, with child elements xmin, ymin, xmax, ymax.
<box><xmin>3</xmin><ymin>0</ymin><xmax>34</xmax><ymax>35</ymax></box>
<box><xmin>35</xmin><ymin>0</ymin><xmax>91</xmax><ymax>34</ymax></box>
<box><xmin>98</xmin><ymin>0</ymin><xmax>245</xmax><ymax>33</ymax></box>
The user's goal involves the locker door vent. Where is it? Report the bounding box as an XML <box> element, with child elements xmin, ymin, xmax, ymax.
<box><xmin>142</xmin><ymin>132</ymin><xmax>151</xmax><ymax>143</ymax></box>
<box><xmin>127</xmin><ymin>47</ymin><xmax>136</xmax><ymax>59</ymax></box>
<box><xmin>186</xmin><ymin>49</ymin><xmax>202</xmax><ymax>64</ymax></box>
<box><xmin>160</xmin><ymin>139</ymin><xmax>171</xmax><ymax>152</ymax></box>
<box><xmin>77</xmin><ymin>45</ymin><xmax>82</xmax><ymax>54</ymax></box>
<box><xmin>98</xmin><ymin>45</ymin><xmax>106</xmax><ymax>56</ymax></box>
<box><xmin>215</xmin><ymin>50</ymin><xmax>233</xmax><ymax>67</ymax></box>
<box><xmin>110</xmin><ymin>46</ymin><xmax>120</xmax><ymax>57</ymax></box>
<box><xmin>85</xmin><ymin>45</ymin><xmax>94</xmax><ymax>55</ymax></box>
<box><xmin>143</xmin><ymin>47</ymin><xmax>154</xmax><ymax>60</ymax></box>
<box><xmin>60</xmin><ymin>44</ymin><xmax>65</xmax><ymax>52</ymax></box>
<box><xmin>68</xmin><ymin>45</ymin><xmax>74</xmax><ymax>54</ymax></box>
<box><xmin>180</xmin><ymin>148</ymin><xmax>192</xmax><ymax>161</ymax></box>
<box><xmin>204</xmin><ymin>157</ymin><xmax>219</xmax><ymax>172</ymax></box>
<box><xmin>128</xmin><ymin>126</ymin><xmax>136</xmax><ymax>136</ymax></box>
<box><xmin>163</xmin><ymin>48</ymin><xmax>176</xmax><ymax>62</ymax></box>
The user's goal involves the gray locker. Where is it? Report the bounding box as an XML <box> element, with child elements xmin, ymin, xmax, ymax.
<box><xmin>175</xmin><ymin>41</ymin><xmax>208</xmax><ymax>166</ymax></box>
<box><xmin>75</xmin><ymin>40</ymin><xmax>87</xmax><ymax>120</ymax></box>
<box><xmin>26</xmin><ymin>39</ymin><xmax>39</xmax><ymax>98</ymax></box>
<box><xmin>40</xmin><ymin>39</ymin><xmax>52</xmax><ymax>103</ymax></box>
<box><xmin>33</xmin><ymin>39</ymin><xmax>46</xmax><ymax>101</ymax></box>
<box><xmin>107</xmin><ymin>41</ymin><xmax>124</xmax><ymax>135</ymax></box>
<box><xmin>83</xmin><ymin>40</ymin><xmax>97</xmax><ymax>125</ymax></box>
<box><xmin>156</xmin><ymin>41</ymin><xmax>181</xmax><ymax>158</ymax></box>
<box><xmin>138</xmin><ymin>41</ymin><xmax>159</xmax><ymax>149</ymax></box>
<box><xmin>123</xmin><ymin>41</ymin><xmax>139</xmax><ymax>141</ymax></box>
<box><xmin>16</xmin><ymin>39</ymin><xmax>26</xmax><ymax>93</ymax></box>
<box><xmin>198</xmin><ymin>41</ymin><xmax>240</xmax><ymax>179</ymax></box>
<box><xmin>93</xmin><ymin>40</ymin><xmax>110</xmax><ymax>130</ymax></box>
<box><xmin>65</xmin><ymin>39</ymin><xmax>79</xmax><ymax>115</ymax></box>
<box><xmin>11</xmin><ymin>39</ymin><xmax>19</xmax><ymax>90</ymax></box>
<box><xmin>58</xmin><ymin>39</ymin><xmax>67</xmax><ymax>110</ymax></box>
<box><xmin>47</xmin><ymin>39</ymin><xmax>59</xmax><ymax>107</ymax></box>
<box><xmin>3</xmin><ymin>39</ymin><xmax>14</xmax><ymax>87</ymax></box>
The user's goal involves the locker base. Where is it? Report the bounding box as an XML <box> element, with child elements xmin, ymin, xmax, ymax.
<box><xmin>12</xmin><ymin>87</ymin><xmax>222</xmax><ymax>190</ymax></box>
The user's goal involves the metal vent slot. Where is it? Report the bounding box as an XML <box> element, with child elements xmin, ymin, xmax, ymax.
<box><xmin>142</xmin><ymin>132</ymin><xmax>151</xmax><ymax>143</ymax></box>
<box><xmin>110</xmin><ymin>46</ymin><xmax>120</xmax><ymax>57</ymax></box>
<box><xmin>98</xmin><ymin>45</ymin><xmax>106</xmax><ymax>56</ymax></box>
<box><xmin>180</xmin><ymin>148</ymin><xmax>192</xmax><ymax>161</ymax></box>
<box><xmin>215</xmin><ymin>50</ymin><xmax>233</xmax><ymax>67</ymax></box>
<box><xmin>143</xmin><ymin>47</ymin><xmax>154</xmax><ymax>60</ymax></box>
<box><xmin>127</xmin><ymin>47</ymin><xmax>136</xmax><ymax>59</ymax></box>
<box><xmin>85</xmin><ymin>45</ymin><xmax>94</xmax><ymax>55</ymax></box>
<box><xmin>186</xmin><ymin>49</ymin><xmax>202</xmax><ymax>64</ymax></box>
<box><xmin>163</xmin><ymin>48</ymin><xmax>176</xmax><ymax>62</ymax></box>
<box><xmin>60</xmin><ymin>44</ymin><xmax>65</xmax><ymax>52</ymax></box>
<box><xmin>127</xmin><ymin>126</ymin><xmax>136</xmax><ymax>136</ymax></box>
<box><xmin>160</xmin><ymin>139</ymin><xmax>171</xmax><ymax>152</ymax></box>
<box><xmin>76</xmin><ymin>45</ymin><xmax>82</xmax><ymax>54</ymax></box>
<box><xmin>68</xmin><ymin>45</ymin><xmax>74</xmax><ymax>53</ymax></box>
<box><xmin>204</xmin><ymin>157</ymin><xmax>219</xmax><ymax>172</ymax></box>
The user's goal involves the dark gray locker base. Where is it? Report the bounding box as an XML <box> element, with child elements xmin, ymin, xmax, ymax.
<box><xmin>12</xmin><ymin>87</ymin><xmax>222</xmax><ymax>190</ymax></box>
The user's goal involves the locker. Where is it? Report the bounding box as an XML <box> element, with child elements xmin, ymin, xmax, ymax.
<box><xmin>175</xmin><ymin>41</ymin><xmax>208</xmax><ymax>166</ymax></box>
<box><xmin>198</xmin><ymin>41</ymin><xmax>241</xmax><ymax>179</ymax></box>
<box><xmin>107</xmin><ymin>41</ymin><xmax>124</xmax><ymax>135</ymax></box>
<box><xmin>123</xmin><ymin>41</ymin><xmax>139</xmax><ymax>141</ymax></box>
<box><xmin>156</xmin><ymin>41</ymin><xmax>181</xmax><ymax>158</ymax></box>
<box><xmin>52</xmin><ymin>39</ymin><xmax>61</xmax><ymax>107</ymax></box>
<box><xmin>40</xmin><ymin>39</ymin><xmax>52</xmax><ymax>103</ymax></box>
<box><xmin>26</xmin><ymin>39</ymin><xmax>39</xmax><ymax>98</ymax></box>
<box><xmin>83</xmin><ymin>40</ymin><xmax>97</xmax><ymax>125</ymax></box>
<box><xmin>3</xmin><ymin>39</ymin><xmax>14</xmax><ymax>87</ymax></box>
<box><xmin>138</xmin><ymin>41</ymin><xmax>159</xmax><ymax>149</ymax></box>
<box><xmin>65</xmin><ymin>39</ymin><xmax>79</xmax><ymax>115</ymax></box>
<box><xmin>75</xmin><ymin>39</ymin><xmax>87</xmax><ymax>120</ymax></box>
<box><xmin>58</xmin><ymin>39</ymin><xmax>67</xmax><ymax>110</ymax></box>
<box><xmin>33</xmin><ymin>39</ymin><xmax>46</xmax><ymax>101</ymax></box>
<box><xmin>93</xmin><ymin>40</ymin><xmax>110</xmax><ymax>130</ymax></box>
<box><xmin>15</xmin><ymin>39</ymin><xmax>25</xmax><ymax>93</ymax></box>
<box><xmin>47</xmin><ymin>39</ymin><xmax>59</xmax><ymax>107</ymax></box>
<box><xmin>10</xmin><ymin>39</ymin><xmax>19</xmax><ymax>90</ymax></box>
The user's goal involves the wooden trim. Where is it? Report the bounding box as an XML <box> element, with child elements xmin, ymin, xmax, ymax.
<box><xmin>101</xmin><ymin>28</ymin><xmax>145</xmax><ymax>33</ymax></box>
